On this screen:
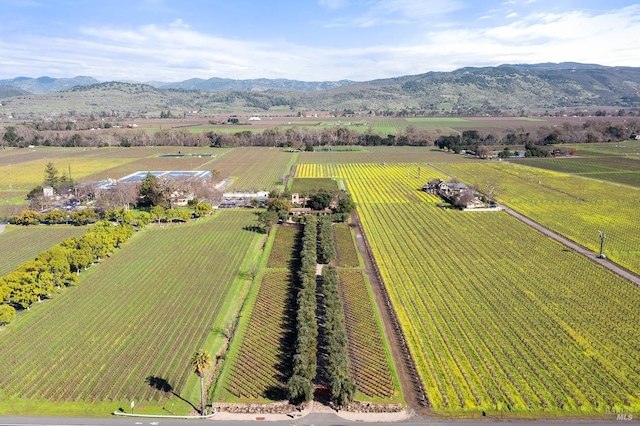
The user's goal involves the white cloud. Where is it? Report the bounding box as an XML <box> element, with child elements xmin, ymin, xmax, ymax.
<box><xmin>323</xmin><ymin>0</ymin><xmax>464</xmax><ymax>28</ymax></box>
<box><xmin>506</xmin><ymin>12</ymin><xmax>518</xmax><ymax>18</ymax></box>
<box><xmin>0</xmin><ymin>5</ymin><xmax>639</xmax><ymax>81</ymax></box>
<box><xmin>169</xmin><ymin>19</ymin><xmax>189</xmax><ymax>29</ymax></box>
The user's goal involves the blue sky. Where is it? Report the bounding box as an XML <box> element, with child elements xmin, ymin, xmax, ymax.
<box><xmin>1</xmin><ymin>0</ymin><xmax>639</xmax><ymax>82</ymax></box>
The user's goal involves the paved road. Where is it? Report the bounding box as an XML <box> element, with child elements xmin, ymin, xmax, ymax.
<box><xmin>502</xmin><ymin>206</ymin><xmax>640</xmax><ymax>287</ymax></box>
<box><xmin>0</xmin><ymin>414</ymin><xmax>632</xmax><ymax>426</ymax></box>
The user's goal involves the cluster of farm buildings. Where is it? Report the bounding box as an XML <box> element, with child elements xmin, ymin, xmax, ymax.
<box><xmin>422</xmin><ymin>179</ymin><xmax>499</xmax><ymax>210</ymax></box>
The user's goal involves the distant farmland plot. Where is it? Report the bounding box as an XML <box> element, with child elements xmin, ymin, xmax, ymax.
<box><xmin>371</xmin><ymin>118</ymin><xmax>409</xmax><ymax>135</ymax></box>
<box><xmin>0</xmin><ymin>156</ymin><xmax>130</xmax><ymax>191</ymax></box>
<box><xmin>561</xmin><ymin>140</ymin><xmax>640</xmax><ymax>157</ymax></box>
<box><xmin>0</xmin><ymin>225</ymin><xmax>87</xmax><ymax>275</ymax></box>
<box><xmin>289</xmin><ymin>177</ymin><xmax>338</xmax><ymax>194</ymax></box>
<box><xmin>0</xmin><ymin>210</ymin><xmax>260</xmax><ymax>406</ymax></box>
<box><xmin>213</xmin><ymin>147</ymin><xmax>296</xmax><ymax>192</ymax></box>
<box><xmin>434</xmin><ymin>161</ymin><xmax>640</xmax><ymax>275</ymax></box>
<box><xmin>0</xmin><ymin>147</ymin><xmax>86</xmax><ymax>167</ymax></box>
<box><xmin>405</xmin><ymin>117</ymin><xmax>469</xmax><ymax>129</ymax></box>
<box><xmin>511</xmin><ymin>157</ymin><xmax>640</xmax><ymax>188</ymax></box>
<box><xmin>298</xmin><ymin>146</ymin><xmax>468</xmax><ymax>165</ymax></box>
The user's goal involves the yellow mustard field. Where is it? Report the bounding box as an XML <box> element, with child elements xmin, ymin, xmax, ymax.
<box><xmin>296</xmin><ymin>162</ymin><xmax>640</xmax><ymax>415</ymax></box>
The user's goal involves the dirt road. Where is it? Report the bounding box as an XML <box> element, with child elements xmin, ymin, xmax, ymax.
<box><xmin>350</xmin><ymin>212</ymin><xmax>430</xmax><ymax>414</ymax></box>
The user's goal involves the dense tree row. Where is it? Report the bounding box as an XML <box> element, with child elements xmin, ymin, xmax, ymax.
<box><xmin>3</xmin><ymin>118</ymin><xmax>639</xmax><ymax>151</ymax></box>
<box><xmin>0</xmin><ymin>203</ymin><xmax>216</xmax><ymax>327</ymax></box>
<box><xmin>287</xmin><ymin>216</ymin><xmax>318</xmax><ymax>404</ymax></box>
<box><xmin>321</xmin><ymin>266</ymin><xmax>356</xmax><ymax>406</ymax></box>
<box><xmin>10</xmin><ymin>209</ymin><xmax>100</xmax><ymax>226</ymax></box>
<box><xmin>435</xmin><ymin>120</ymin><xmax>640</xmax><ymax>154</ymax></box>
<box><xmin>317</xmin><ymin>216</ymin><xmax>336</xmax><ymax>264</ymax></box>
<box><xmin>9</xmin><ymin>203</ymin><xmax>213</xmax><ymax>227</ymax></box>
<box><xmin>0</xmin><ymin>219</ymin><xmax>136</xmax><ymax>324</ymax></box>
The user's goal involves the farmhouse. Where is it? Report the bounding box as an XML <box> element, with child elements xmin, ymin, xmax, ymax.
<box><xmin>42</xmin><ymin>186</ymin><xmax>55</xmax><ymax>198</ymax></box>
<box><xmin>422</xmin><ymin>179</ymin><xmax>467</xmax><ymax>197</ymax></box>
<box><xmin>422</xmin><ymin>178</ymin><xmax>492</xmax><ymax>210</ymax></box>
<box><xmin>291</xmin><ymin>192</ymin><xmax>304</xmax><ymax>205</ymax></box>
<box><xmin>170</xmin><ymin>191</ymin><xmax>194</xmax><ymax>206</ymax></box>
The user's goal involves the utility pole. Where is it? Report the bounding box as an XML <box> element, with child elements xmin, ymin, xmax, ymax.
<box><xmin>598</xmin><ymin>231</ymin><xmax>606</xmax><ymax>259</ymax></box>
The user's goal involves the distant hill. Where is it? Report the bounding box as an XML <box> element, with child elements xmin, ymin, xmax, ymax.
<box><xmin>0</xmin><ymin>63</ymin><xmax>638</xmax><ymax>115</ymax></box>
<box><xmin>497</xmin><ymin>62</ymin><xmax>610</xmax><ymax>71</ymax></box>
<box><xmin>0</xmin><ymin>76</ymin><xmax>100</xmax><ymax>94</ymax></box>
<box><xmin>158</xmin><ymin>77</ymin><xmax>356</xmax><ymax>92</ymax></box>
<box><xmin>0</xmin><ymin>85</ymin><xmax>29</xmax><ymax>98</ymax></box>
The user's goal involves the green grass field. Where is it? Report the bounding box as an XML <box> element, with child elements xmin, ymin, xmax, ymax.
<box><xmin>511</xmin><ymin>147</ymin><xmax>640</xmax><ymax>188</ymax></box>
<box><xmin>289</xmin><ymin>178</ymin><xmax>339</xmax><ymax>194</ymax></box>
<box><xmin>0</xmin><ymin>210</ymin><xmax>262</xmax><ymax>415</ymax></box>
<box><xmin>560</xmin><ymin>140</ymin><xmax>640</xmax><ymax>157</ymax></box>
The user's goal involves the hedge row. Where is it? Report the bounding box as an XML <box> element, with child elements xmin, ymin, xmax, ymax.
<box><xmin>287</xmin><ymin>216</ymin><xmax>319</xmax><ymax>404</ymax></box>
<box><xmin>317</xmin><ymin>216</ymin><xmax>336</xmax><ymax>264</ymax></box>
<box><xmin>0</xmin><ymin>220</ymin><xmax>136</xmax><ymax>324</ymax></box>
<box><xmin>322</xmin><ymin>266</ymin><xmax>356</xmax><ymax>406</ymax></box>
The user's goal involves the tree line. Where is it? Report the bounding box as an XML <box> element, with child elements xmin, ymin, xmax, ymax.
<box><xmin>287</xmin><ymin>216</ymin><xmax>319</xmax><ymax>403</ymax></box>
<box><xmin>3</xmin><ymin>118</ymin><xmax>640</xmax><ymax>150</ymax></box>
<box><xmin>0</xmin><ymin>219</ymin><xmax>135</xmax><ymax>325</ymax></box>
<box><xmin>318</xmin><ymin>214</ymin><xmax>355</xmax><ymax>404</ymax></box>
<box><xmin>0</xmin><ymin>202</ymin><xmax>216</xmax><ymax>327</ymax></box>
<box><xmin>285</xmin><ymin>215</ymin><xmax>356</xmax><ymax>407</ymax></box>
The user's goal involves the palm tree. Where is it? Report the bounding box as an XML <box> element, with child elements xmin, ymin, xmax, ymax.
<box><xmin>190</xmin><ymin>349</ymin><xmax>211</xmax><ymax>415</ymax></box>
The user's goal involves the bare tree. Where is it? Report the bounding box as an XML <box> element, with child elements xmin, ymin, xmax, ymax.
<box><xmin>481</xmin><ymin>180</ymin><xmax>501</xmax><ymax>205</ymax></box>
<box><xmin>453</xmin><ymin>190</ymin><xmax>475</xmax><ymax>209</ymax></box>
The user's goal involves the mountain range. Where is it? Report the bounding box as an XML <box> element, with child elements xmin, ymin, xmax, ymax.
<box><xmin>0</xmin><ymin>75</ymin><xmax>355</xmax><ymax>94</ymax></box>
<box><xmin>0</xmin><ymin>63</ymin><xmax>639</xmax><ymax>115</ymax></box>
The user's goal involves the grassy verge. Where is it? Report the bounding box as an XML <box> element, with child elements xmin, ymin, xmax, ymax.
<box><xmin>209</xmin><ymin>227</ymin><xmax>277</xmax><ymax>403</ymax></box>
<box><xmin>180</xmin><ymin>227</ymin><xmax>267</xmax><ymax>410</ymax></box>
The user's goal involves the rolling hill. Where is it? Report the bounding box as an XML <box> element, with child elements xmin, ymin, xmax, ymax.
<box><xmin>0</xmin><ymin>63</ymin><xmax>638</xmax><ymax>115</ymax></box>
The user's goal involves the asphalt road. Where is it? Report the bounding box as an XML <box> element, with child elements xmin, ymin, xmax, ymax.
<box><xmin>501</xmin><ymin>206</ymin><xmax>640</xmax><ymax>287</ymax></box>
<box><xmin>0</xmin><ymin>413</ymin><xmax>634</xmax><ymax>426</ymax></box>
